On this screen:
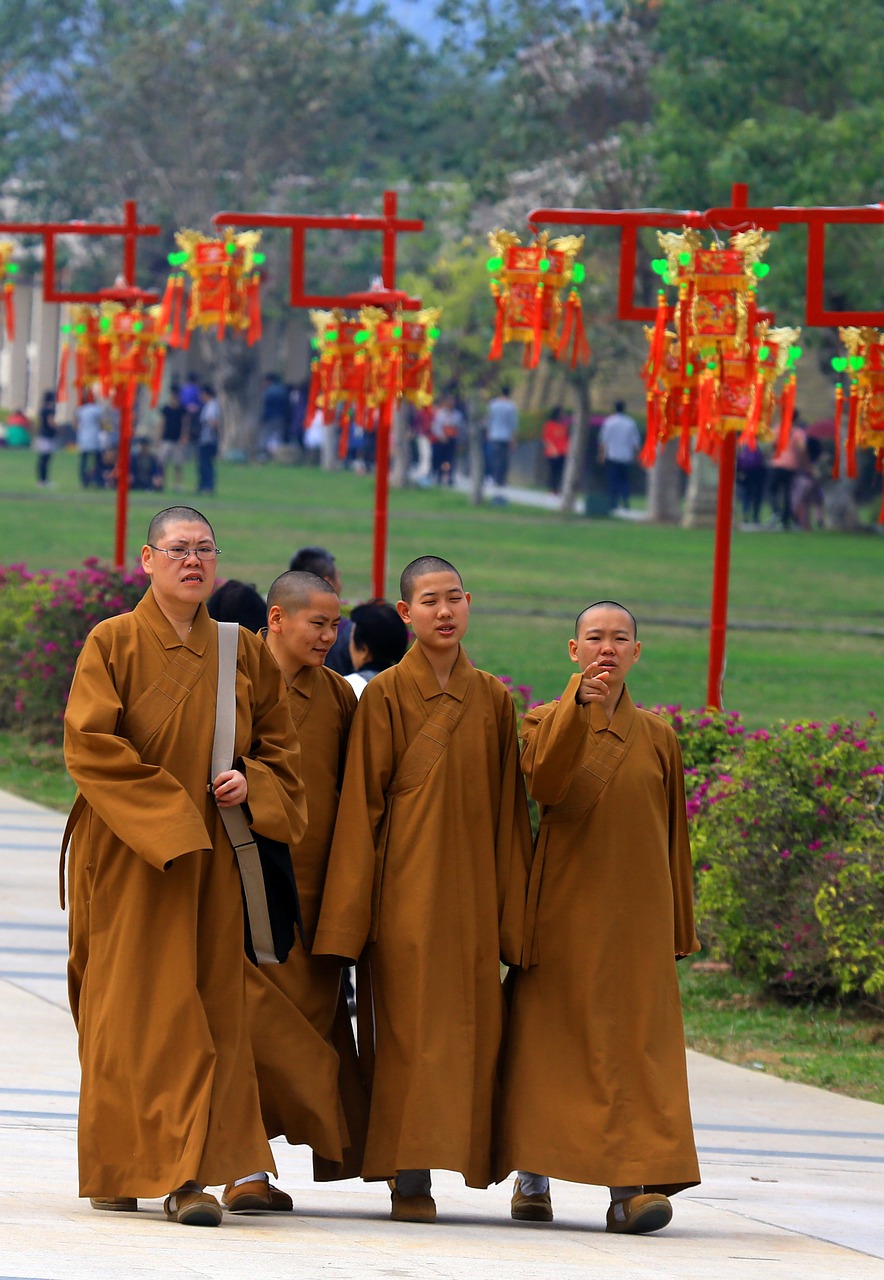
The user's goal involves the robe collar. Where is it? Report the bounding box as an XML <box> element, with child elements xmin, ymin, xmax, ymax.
<box><xmin>402</xmin><ymin>640</ymin><xmax>473</xmax><ymax>702</ymax></box>
<box><xmin>136</xmin><ymin>587</ymin><xmax>213</xmax><ymax>655</ymax></box>
<box><xmin>289</xmin><ymin>663</ymin><xmax>318</xmax><ymax>700</ymax></box>
<box><xmin>589</xmin><ymin>683</ymin><xmax>636</xmax><ymax>741</ymax></box>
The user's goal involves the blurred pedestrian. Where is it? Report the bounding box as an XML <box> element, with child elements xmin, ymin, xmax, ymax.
<box><xmin>35</xmin><ymin>390</ymin><xmax>57</xmax><ymax>487</ymax></box>
<box><xmin>76</xmin><ymin>391</ymin><xmax>104</xmax><ymax>489</ymax></box>
<box><xmin>486</xmin><ymin>385</ymin><xmax>519</xmax><ymax>504</ymax></box>
<box><xmin>541</xmin><ymin>406</ymin><xmax>570</xmax><ymax>495</ymax></box>
<box><xmin>599</xmin><ymin>402</ymin><xmax>640</xmax><ymax>511</ymax></box>
<box><xmin>197</xmin><ymin>384</ymin><xmax>220</xmax><ymax>495</ymax></box>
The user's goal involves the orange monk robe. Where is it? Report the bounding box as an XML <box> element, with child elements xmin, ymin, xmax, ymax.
<box><xmin>63</xmin><ymin>590</ymin><xmax>306</xmax><ymax>1200</ymax></box>
<box><xmin>497</xmin><ymin>678</ymin><xmax>701</xmax><ymax>1194</ymax></box>
<box><xmin>244</xmin><ymin>663</ymin><xmax>368</xmax><ymax>1175</ymax></box>
<box><xmin>313</xmin><ymin>643</ymin><xmax>534</xmax><ymax>1189</ymax></box>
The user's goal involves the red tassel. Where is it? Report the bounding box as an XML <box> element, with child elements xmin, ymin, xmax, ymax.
<box><xmin>832</xmin><ymin>383</ymin><xmax>844</xmax><ymax>479</ymax></box>
<box><xmin>522</xmin><ymin>341</ymin><xmax>532</xmax><ymax>368</ymax></box>
<box><xmin>776</xmin><ymin>376</ymin><xmax>796</xmax><ymax>454</ymax></box>
<box><xmin>639</xmin><ymin>393</ymin><xmax>658</xmax><ymax>468</ymax></box>
<box><xmin>172</xmin><ymin>286</ymin><xmax>187</xmax><ymax>349</ymax></box>
<box><xmin>56</xmin><ymin>343</ymin><xmax>70</xmax><ymax>402</ymax></box>
<box><xmin>338</xmin><ymin>406</ymin><xmax>350</xmax><ymax>460</ymax></box>
<box><xmin>556</xmin><ymin>292</ymin><xmax>574</xmax><ymax>362</ymax></box>
<box><xmin>247</xmin><ymin>274</ymin><xmax>262</xmax><ymax>345</ymax></box>
<box><xmin>740</xmin><ymin>374</ymin><xmax>765</xmax><ymax>448</ymax></box>
<box><xmin>562</xmin><ymin>292</ymin><xmax>591</xmax><ymax>366</ymax></box>
<box><xmin>530</xmin><ymin>283</ymin><xmax>545</xmax><ymax>368</ymax></box>
<box><xmin>488</xmin><ymin>289</ymin><xmax>505</xmax><ymax>361</ymax></box>
<box><xmin>676</xmin><ymin>393</ymin><xmax>692</xmax><ymax>473</ymax></box>
<box><xmin>643</xmin><ymin>291</ymin><xmax>668</xmax><ymax>386</ymax></box>
<box><xmin>846</xmin><ymin>387</ymin><xmax>859</xmax><ymax>479</ymax></box>
<box><xmin>677</xmin><ymin>282</ymin><xmax>690</xmax><ymax>380</ymax></box>
<box><xmin>4</xmin><ymin>281</ymin><xmax>14</xmax><ymax>341</ymax></box>
<box><xmin>150</xmin><ymin>347</ymin><xmax>166</xmax><ymax>407</ymax></box>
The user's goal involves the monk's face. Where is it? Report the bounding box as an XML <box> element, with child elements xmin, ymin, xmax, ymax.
<box><xmin>569</xmin><ymin>606</ymin><xmax>640</xmax><ymax>696</ymax></box>
<box><xmin>141</xmin><ymin>518</ymin><xmax>217</xmax><ymax>614</ymax></box>
<box><xmin>268</xmin><ymin>591</ymin><xmax>341</xmax><ymax>670</ymax></box>
<box><xmin>397</xmin><ymin>570</ymin><xmax>470</xmax><ymax>654</ymax></box>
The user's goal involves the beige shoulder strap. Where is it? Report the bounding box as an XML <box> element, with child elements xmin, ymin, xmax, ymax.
<box><xmin>213</xmin><ymin>622</ymin><xmax>278</xmax><ymax>965</ymax></box>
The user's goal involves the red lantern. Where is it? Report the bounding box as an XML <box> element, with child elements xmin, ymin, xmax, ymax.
<box><xmin>833</xmin><ymin>326</ymin><xmax>884</xmax><ymax>519</ymax></box>
<box><xmin>642</xmin><ymin>229</ymin><xmax>801</xmax><ymax>473</ymax></box>
<box><xmin>56</xmin><ymin>305</ymin><xmax>102</xmax><ymax>404</ymax></box>
<box><xmin>161</xmin><ymin>227</ymin><xmax>264</xmax><ymax>347</ymax></box>
<box><xmin>486</xmin><ymin>230</ymin><xmax>589</xmax><ymax>367</ymax></box>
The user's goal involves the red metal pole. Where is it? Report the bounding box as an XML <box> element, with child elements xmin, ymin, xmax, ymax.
<box><xmin>113</xmin><ymin>386</ymin><xmax>134</xmax><ymax>570</ymax></box>
<box><xmin>372</xmin><ymin>405</ymin><xmax>392</xmax><ymax>598</ymax></box>
<box><xmin>706</xmin><ymin>430</ymin><xmax>737</xmax><ymax>710</ymax></box>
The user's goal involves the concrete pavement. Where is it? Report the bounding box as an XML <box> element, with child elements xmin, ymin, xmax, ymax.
<box><xmin>2</xmin><ymin>785</ymin><xmax>882</xmax><ymax>1279</ymax></box>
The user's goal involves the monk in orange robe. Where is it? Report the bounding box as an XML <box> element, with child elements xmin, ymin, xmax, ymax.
<box><xmin>499</xmin><ymin>600</ymin><xmax>701</xmax><ymax>1235</ymax></box>
<box><xmin>313</xmin><ymin>556</ymin><xmax>533</xmax><ymax>1222</ymax></box>
<box><xmin>63</xmin><ymin>507</ymin><xmax>305</xmax><ymax>1228</ymax></box>
<box><xmin>226</xmin><ymin>570</ymin><xmax>367</xmax><ymax>1214</ymax></box>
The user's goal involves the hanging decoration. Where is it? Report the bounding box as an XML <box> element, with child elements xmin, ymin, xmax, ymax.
<box><xmin>160</xmin><ymin>227</ymin><xmax>264</xmax><ymax>347</ymax></box>
<box><xmin>640</xmin><ymin>228</ymin><xmax>802</xmax><ymax>471</ymax></box>
<box><xmin>305</xmin><ymin>305</ymin><xmax>441</xmax><ymax>457</ymax></box>
<box><xmin>486</xmin><ymin>229</ymin><xmax>589</xmax><ymax>368</ymax></box>
<box><xmin>57</xmin><ymin>305</ymin><xmax>102</xmax><ymax>404</ymax></box>
<box><xmin>305</xmin><ymin>309</ymin><xmax>370</xmax><ymax>437</ymax></box>
<box><xmin>0</xmin><ymin>241</ymin><xmax>18</xmax><ymax>340</ymax></box>
<box><xmin>360</xmin><ymin>305</ymin><xmax>441</xmax><ymax>423</ymax></box>
<box><xmin>832</xmin><ymin>327</ymin><xmax>884</xmax><ymax>521</ymax></box>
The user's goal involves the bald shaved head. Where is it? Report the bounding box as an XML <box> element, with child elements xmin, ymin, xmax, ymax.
<box><xmin>267</xmin><ymin>570</ymin><xmax>338</xmax><ymax>613</ymax></box>
<box><xmin>399</xmin><ymin>555</ymin><xmax>463</xmax><ymax>603</ymax></box>
<box><xmin>575</xmin><ymin>600</ymin><xmax>637</xmax><ymax>639</ymax></box>
<box><xmin>147</xmin><ymin>505</ymin><xmax>214</xmax><ymax>545</ymax></box>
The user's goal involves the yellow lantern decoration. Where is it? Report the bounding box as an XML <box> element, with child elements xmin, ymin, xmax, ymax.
<box><xmin>833</xmin><ymin>327</ymin><xmax>884</xmax><ymax>520</ymax></box>
<box><xmin>0</xmin><ymin>241</ymin><xmax>18</xmax><ymax>340</ymax></box>
<box><xmin>161</xmin><ymin>227</ymin><xmax>264</xmax><ymax>347</ymax></box>
<box><xmin>641</xmin><ymin>228</ymin><xmax>801</xmax><ymax>471</ymax></box>
<box><xmin>486</xmin><ymin>229</ymin><xmax>589</xmax><ymax>367</ymax></box>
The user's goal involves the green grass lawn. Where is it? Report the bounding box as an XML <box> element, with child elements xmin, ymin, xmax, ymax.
<box><xmin>679</xmin><ymin>961</ymin><xmax>884</xmax><ymax>1104</ymax></box>
<box><xmin>2</xmin><ymin>445</ymin><xmax>881</xmax><ymax>724</ymax></box>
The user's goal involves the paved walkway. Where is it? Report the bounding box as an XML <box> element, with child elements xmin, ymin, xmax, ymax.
<box><xmin>1</xmin><ymin>786</ymin><xmax>882</xmax><ymax>1280</ymax></box>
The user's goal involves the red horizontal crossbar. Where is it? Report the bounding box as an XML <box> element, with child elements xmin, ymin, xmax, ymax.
<box><xmin>212</xmin><ymin>190</ymin><xmax>424</xmax><ymax>310</ymax></box>
<box><xmin>0</xmin><ymin>200</ymin><xmax>160</xmax><ymax>304</ymax></box>
<box><xmin>529</xmin><ymin>183</ymin><xmax>884</xmax><ymax>327</ymax></box>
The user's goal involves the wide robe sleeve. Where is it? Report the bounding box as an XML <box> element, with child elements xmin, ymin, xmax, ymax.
<box><xmin>311</xmin><ymin>680</ymin><xmax>395</xmax><ymax>963</ymax></box>
<box><xmin>237</xmin><ymin>634</ymin><xmax>307</xmax><ymax>848</ymax></box>
<box><xmin>495</xmin><ymin>688</ymin><xmax>534</xmax><ymax>967</ymax></box>
<box><xmin>665</xmin><ymin>730</ymin><xmax>701</xmax><ymax>957</ymax></box>
<box><xmin>64</xmin><ymin>627</ymin><xmax>212</xmax><ymax>872</ymax></box>
<box><xmin>520</xmin><ymin>674</ymin><xmax>590</xmax><ymax>806</ymax></box>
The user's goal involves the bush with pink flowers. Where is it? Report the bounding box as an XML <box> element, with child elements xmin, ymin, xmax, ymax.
<box><xmin>688</xmin><ymin>715</ymin><xmax>883</xmax><ymax>1006</ymax></box>
<box><xmin>6</xmin><ymin>559</ymin><xmax>147</xmax><ymax>742</ymax></box>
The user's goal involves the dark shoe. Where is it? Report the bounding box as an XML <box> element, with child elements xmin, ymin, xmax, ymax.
<box><xmin>163</xmin><ymin>1188</ymin><xmax>223</xmax><ymax>1227</ymax></box>
<box><xmin>388</xmin><ymin>1179</ymin><xmax>436</xmax><ymax>1223</ymax></box>
<box><xmin>222</xmin><ymin>1179</ymin><xmax>293</xmax><ymax>1213</ymax></box>
<box><xmin>511</xmin><ymin>1176</ymin><xmax>553</xmax><ymax>1222</ymax></box>
<box><xmin>605</xmin><ymin>1193</ymin><xmax>672</xmax><ymax>1235</ymax></box>
<box><xmin>90</xmin><ymin>1197</ymin><xmax>138</xmax><ymax>1212</ymax></box>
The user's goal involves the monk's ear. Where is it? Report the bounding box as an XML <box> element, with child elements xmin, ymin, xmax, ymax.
<box><xmin>396</xmin><ymin>599</ymin><xmax>411</xmax><ymax>624</ymax></box>
<box><xmin>568</xmin><ymin>637</ymin><xmax>579</xmax><ymax>664</ymax></box>
<box><xmin>141</xmin><ymin>544</ymin><xmax>154</xmax><ymax>576</ymax></box>
<box><xmin>267</xmin><ymin>603</ymin><xmax>285</xmax><ymax>633</ymax></box>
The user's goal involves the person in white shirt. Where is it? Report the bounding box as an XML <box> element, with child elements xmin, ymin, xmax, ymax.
<box><xmin>598</xmin><ymin>402</ymin><xmax>641</xmax><ymax>511</ymax></box>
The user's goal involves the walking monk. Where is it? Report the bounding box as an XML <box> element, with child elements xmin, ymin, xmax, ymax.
<box><xmin>313</xmin><ymin>556</ymin><xmax>534</xmax><ymax>1221</ymax></box>
<box><xmin>63</xmin><ymin>507</ymin><xmax>306</xmax><ymax>1227</ymax></box>
<box><xmin>499</xmin><ymin>600</ymin><xmax>700</xmax><ymax>1234</ymax></box>
<box><xmin>227</xmin><ymin>570</ymin><xmax>367</xmax><ymax>1213</ymax></box>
